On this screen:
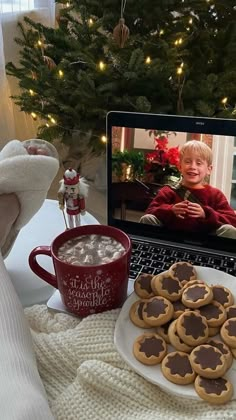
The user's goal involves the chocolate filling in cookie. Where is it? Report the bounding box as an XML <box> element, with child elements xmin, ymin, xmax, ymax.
<box><xmin>198</xmin><ymin>377</ymin><xmax>228</xmax><ymax>395</ymax></box>
<box><xmin>173</xmin><ymin>301</ymin><xmax>186</xmax><ymax>311</ymax></box>
<box><xmin>183</xmin><ymin>313</ymin><xmax>207</xmax><ymax>339</ymax></box>
<box><xmin>226</xmin><ymin>319</ymin><xmax>236</xmax><ymax>336</ymax></box>
<box><xmin>172</xmin><ymin>263</ymin><xmax>195</xmax><ymax>281</ymax></box>
<box><xmin>227</xmin><ymin>307</ymin><xmax>236</xmax><ymax>319</ymax></box>
<box><xmin>137</xmin><ymin>301</ymin><xmax>145</xmax><ymax>320</ymax></box>
<box><xmin>139</xmin><ymin>336</ymin><xmax>165</xmax><ymax>357</ymax></box>
<box><xmin>166</xmin><ymin>353</ymin><xmax>193</xmax><ymax>376</ymax></box>
<box><xmin>137</xmin><ymin>274</ymin><xmax>153</xmax><ymax>294</ymax></box>
<box><xmin>212</xmin><ymin>287</ymin><xmax>229</xmax><ymax>305</ymax></box>
<box><xmin>194</xmin><ymin>347</ymin><xmax>223</xmax><ymax>369</ymax></box>
<box><xmin>144</xmin><ymin>299</ymin><xmax>168</xmax><ymax>318</ymax></box>
<box><xmin>162</xmin><ymin>277</ymin><xmax>181</xmax><ymax>294</ymax></box>
<box><xmin>199</xmin><ymin>304</ymin><xmax>222</xmax><ymax>321</ymax></box>
<box><xmin>185</xmin><ymin>286</ymin><xmax>207</xmax><ymax>302</ymax></box>
<box><xmin>207</xmin><ymin>340</ymin><xmax>229</xmax><ymax>356</ymax></box>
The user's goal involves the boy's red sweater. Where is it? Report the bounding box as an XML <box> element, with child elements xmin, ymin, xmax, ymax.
<box><xmin>145</xmin><ymin>185</ymin><xmax>236</xmax><ymax>233</ymax></box>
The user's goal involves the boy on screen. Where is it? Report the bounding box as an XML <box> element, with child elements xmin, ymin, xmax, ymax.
<box><xmin>140</xmin><ymin>140</ymin><xmax>236</xmax><ymax>239</ymax></box>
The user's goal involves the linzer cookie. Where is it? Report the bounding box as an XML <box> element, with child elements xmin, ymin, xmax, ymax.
<box><xmin>133</xmin><ymin>333</ymin><xmax>167</xmax><ymax>365</ymax></box>
<box><xmin>142</xmin><ymin>296</ymin><xmax>174</xmax><ymax>327</ymax></box>
<box><xmin>197</xmin><ymin>301</ymin><xmax>226</xmax><ymax>327</ymax></box>
<box><xmin>226</xmin><ymin>304</ymin><xmax>236</xmax><ymax>319</ymax></box>
<box><xmin>176</xmin><ymin>311</ymin><xmax>209</xmax><ymax>346</ymax></box>
<box><xmin>182</xmin><ymin>284</ymin><xmax>213</xmax><ymax>309</ymax></box>
<box><xmin>212</xmin><ymin>285</ymin><xmax>234</xmax><ymax>308</ymax></box>
<box><xmin>151</xmin><ymin>272</ymin><xmax>182</xmax><ymax>302</ymax></box>
<box><xmin>190</xmin><ymin>344</ymin><xmax>228</xmax><ymax>378</ymax></box>
<box><xmin>207</xmin><ymin>339</ymin><xmax>233</xmax><ymax>370</ymax></box>
<box><xmin>221</xmin><ymin>317</ymin><xmax>236</xmax><ymax>348</ymax></box>
<box><xmin>168</xmin><ymin>319</ymin><xmax>193</xmax><ymax>353</ymax></box>
<box><xmin>134</xmin><ymin>273</ymin><xmax>154</xmax><ymax>299</ymax></box>
<box><xmin>129</xmin><ymin>300</ymin><xmax>152</xmax><ymax>329</ymax></box>
<box><xmin>161</xmin><ymin>351</ymin><xmax>196</xmax><ymax>385</ymax></box>
<box><xmin>169</xmin><ymin>261</ymin><xmax>197</xmax><ymax>284</ymax></box>
<box><xmin>195</xmin><ymin>375</ymin><xmax>233</xmax><ymax>404</ymax></box>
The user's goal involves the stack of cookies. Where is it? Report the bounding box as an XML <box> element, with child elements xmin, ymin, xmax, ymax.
<box><xmin>130</xmin><ymin>262</ymin><xmax>236</xmax><ymax>405</ymax></box>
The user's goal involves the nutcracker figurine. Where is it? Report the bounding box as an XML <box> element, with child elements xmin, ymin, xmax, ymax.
<box><xmin>58</xmin><ymin>168</ymin><xmax>89</xmax><ymax>228</ymax></box>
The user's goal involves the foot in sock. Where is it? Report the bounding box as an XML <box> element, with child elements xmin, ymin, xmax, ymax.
<box><xmin>0</xmin><ymin>139</ymin><xmax>59</xmax><ymax>258</ymax></box>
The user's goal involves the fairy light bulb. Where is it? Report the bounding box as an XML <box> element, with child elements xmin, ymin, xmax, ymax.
<box><xmin>50</xmin><ymin>117</ymin><xmax>56</xmax><ymax>124</ymax></box>
<box><xmin>221</xmin><ymin>97</ymin><xmax>228</xmax><ymax>105</ymax></box>
<box><xmin>58</xmin><ymin>70</ymin><xmax>64</xmax><ymax>78</ymax></box>
<box><xmin>46</xmin><ymin>123</ymin><xmax>50</xmax><ymax>127</ymax></box>
<box><xmin>99</xmin><ymin>61</ymin><xmax>105</xmax><ymax>71</ymax></box>
<box><xmin>180</xmin><ymin>62</ymin><xmax>184</xmax><ymax>68</ymax></box>
<box><xmin>145</xmin><ymin>56</ymin><xmax>151</xmax><ymax>64</ymax></box>
<box><xmin>88</xmin><ymin>18</ymin><xmax>93</xmax><ymax>25</ymax></box>
<box><xmin>66</xmin><ymin>2</ymin><xmax>70</xmax><ymax>7</ymax></box>
<box><xmin>31</xmin><ymin>112</ymin><xmax>37</xmax><ymax>119</ymax></box>
<box><xmin>101</xmin><ymin>135</ymin><xmax>107</xmax><ymax>143</ymax></box>
<box><xmin>37</xmin><ymin>40</ymin><xmax>42</xmax><ymax>47</ymax></box>
<box><xmin>177</xmin><ymin>67</ymin><xmax>183</xmax><ymax>75</ymax></box>
<box><xmin>175</xmin><ymin>38</ymin><xmax>183</xmax><ymax>46</ymax></box>
<box><xmin>159</xmin><ymin>29</ymin><xmax>164</xmax><ymax>35</ymax></box>
<box><xmin>29</xmin><ymin>89</ymin><xmax>34</xmax><ymax>96</ymax></box>
<box><xmin>189</xmin><ymin>18</ymin><xmax>193</xmax><ymax>24</ymax></box>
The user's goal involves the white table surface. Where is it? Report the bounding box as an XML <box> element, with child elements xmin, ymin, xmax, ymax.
<box><xmin>5</xmin><ymin>199</ymin><xmax>99</xmax><ymax>307</ymax></box>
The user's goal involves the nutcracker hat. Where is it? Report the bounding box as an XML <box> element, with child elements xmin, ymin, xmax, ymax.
<box><xmin>63</xmin><ymin>168</ymin><xmax>80</xmax><ymax>185</ymax></box>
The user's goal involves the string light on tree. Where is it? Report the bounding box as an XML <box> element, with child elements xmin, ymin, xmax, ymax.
<box><xmin>31</xmin><ymin>112</ymin><xmax>37</xmax><ymax>120</ymax></box>
<box><xmin>159</xmin><ymin>29</ymin><xmax>164</xmax><ymax>35</ymax></box>
<box><xmin>29</xmin><ymin>89</ymin><xmax>35</xmax><ymax>96</ymax></box>
<box><xmin>88</xmin><ymin>18</ymin><xmax>93</xmax><ymax>26</ymax></box>
<box><xmin>177</xmin><ymin>66</ymin><xmax>183</xmax><ymax>75</ymax></box>
<box><xmin>145</xmin><ymin>56</ymin><xmax>151</xmax><ymax>64</ymax></box>
<box><xmin>98</xmin><ymin>61</ymin><xmax>106</xmax><ymax>71</ymax></box>
<box><xmin>101</xmin><ymin>135</ymin><xmax>107</xmax><ymax>143</ymax></box>
<box><xmin>221</xmin><ymin>97</ymin><xmax>228</xmax><ymax>105</ymax></box>
<box><xmin>58</xmin><ymin>69</ymin><xmax>64</xmax><ymax>78</ymax></box>
<box><xmin>175</xmin><ymin>38</ymin><xmax>183</xmax><ymax>46</ymax></box>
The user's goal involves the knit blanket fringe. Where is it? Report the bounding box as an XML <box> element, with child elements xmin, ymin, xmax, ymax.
<box><xmin>25</xmin><ymin>305</ymin><xmax>236</xmax><ymax>420</ymax></box>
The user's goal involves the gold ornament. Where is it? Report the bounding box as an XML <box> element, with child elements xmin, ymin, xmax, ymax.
<box><xmin>43</xmin><ymin>55</ymin><xmax>56</xmax><ymax>70</ymax></box>
<box><xmin>113</xmin><ymin>18</ymin><xmax>130</xmax><ymax>48</ymax></box>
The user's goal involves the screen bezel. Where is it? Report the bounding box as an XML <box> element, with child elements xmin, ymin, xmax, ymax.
<box><xmin>106</xmin><ymin>111</ymin><xmax>236</xmax><ymax>255</ymax></box>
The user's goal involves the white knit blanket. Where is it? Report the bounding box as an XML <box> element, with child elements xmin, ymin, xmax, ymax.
<box><xmin>24</xmin><ymin>305</ymin><xmax>236</xmax><ymax>420</ymax></box>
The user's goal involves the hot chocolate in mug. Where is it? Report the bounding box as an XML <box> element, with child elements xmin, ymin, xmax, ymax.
<box><xmin>29</xmin><ymin>224</ymin><xmax>131</xmax><ymax>317</ymax></box>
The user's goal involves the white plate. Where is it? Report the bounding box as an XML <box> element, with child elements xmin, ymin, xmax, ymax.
<box><xmin>114</xmin><ymin>266</ymin><xmax>236</xmax><ymax>400</ymax></box>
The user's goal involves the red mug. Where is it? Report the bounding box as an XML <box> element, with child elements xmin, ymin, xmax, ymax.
<box><xmin>28</xmin><ymin>224</ymin><xmax>132</xmax><ymax>317</ymax></box>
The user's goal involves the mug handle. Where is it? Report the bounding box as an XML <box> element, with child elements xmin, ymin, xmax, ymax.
<box><xmin>28</xmin><ymin>246</ymin><xmax>58</xmax><ymax>289</ymax></box>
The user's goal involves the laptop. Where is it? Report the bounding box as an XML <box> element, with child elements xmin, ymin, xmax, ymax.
<box><xmin>106</xmin><ymin>111</ymin><xmax>236</xmax><ymax>295</ymax></box>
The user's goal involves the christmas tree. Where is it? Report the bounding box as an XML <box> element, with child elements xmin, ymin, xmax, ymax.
<box><xmin>6</xmin><ymin>0</ymin><xmax>236</xmax><ymax>153</ymax></box>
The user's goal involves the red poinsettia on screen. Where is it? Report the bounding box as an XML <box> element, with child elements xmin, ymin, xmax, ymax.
<box><xmin>145</xmin><ymin>133</ymin><xmax>180</xmax><ymax>182</ymax></box>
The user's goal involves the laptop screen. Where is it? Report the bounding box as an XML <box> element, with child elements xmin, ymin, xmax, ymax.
<box><xmin>107</xmin><ymin>111</ymin><xmax>236</xmax><ymax>255</ymax></box>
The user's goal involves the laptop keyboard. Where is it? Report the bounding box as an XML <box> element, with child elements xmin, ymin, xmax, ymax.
<box><xmin>129</xmin><ymin>239</ymin><xmax>236</xmax><ymax>281</ymax></box>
